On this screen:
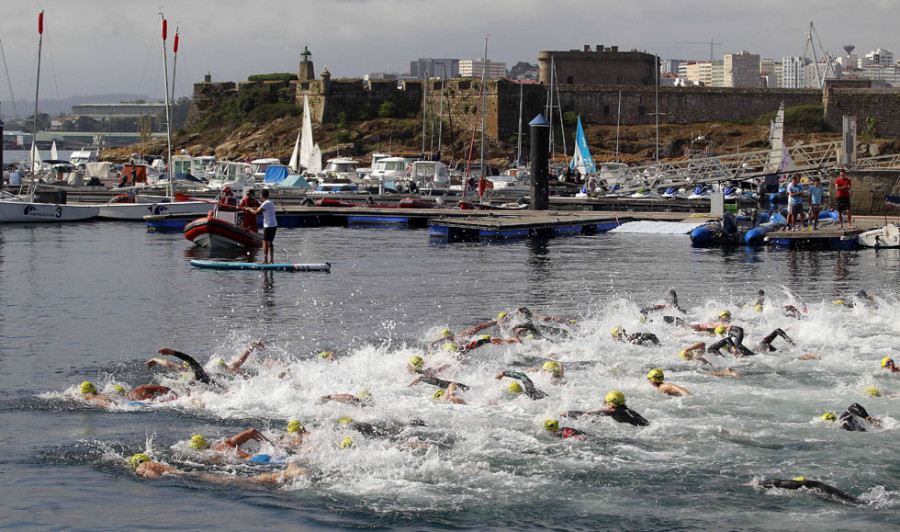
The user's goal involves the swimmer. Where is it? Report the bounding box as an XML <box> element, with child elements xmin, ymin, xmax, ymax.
<box><xmin>128</xmin><ymin>452</ymin><xmax>308</xmax><ymax>483</ymax></box>
<box><xmin>527</xmin><ymin>360</ymin><xmax>565</xmax><ymax>383</ymax></box>
<box><xmin>495</xmin><ymin>370</ymin><xmax>547</xmax><ymax>400</ymax></box>
<box><xmin>756</xmin><ymin>477</ymin><xmax>862</xmax><ymax>504</ymax></box>
<box><xmin>611</xmin><ymin>326</ymin><xmax>660</xmax><ymax>346</ymax></box>
<box><xmin>153</xmin><ymin>341</ymin><xmax>263</xmax><ymax>378</ymax></box>
<box><xmin>639</xmin><ymin>288</ymin><xmax>686</xmax><ymax>320</ymax></box>
<box><xmin>431</xmin><ymin>382</ymin><xmax>467</xmax><ymax>405</ymax></box>
<box><xmin>461</xmin><ymin>334</ymin><xmax>521</xmax><ymax>353</ymax></box>
<box><xmin>757</xmin><ymin>328</ymin><xmax>794</xmax><ymax>352</ymax></box>
<box><xmin>747</xmin><ymin>289</ymin><xmax>765</xmax><ymax>309</ymax></box>
<box><xmin>703</xmin><ymin>323</ymin><xmax>756</xmax><ymax>357</ymax></box>
<box><xmin>156</xmin><ymin>348</ymin><xmax>215</xmax><ymax>384</ymax></box>
<box><xmin>427</xmin><ymin>329</ymin><xmax>456</xmax><ymax>351</ymax></box>
<box><xmin>820</xmin><ymin>403</ymin><xmax>881</xmax><ymax>432</ymax></box>
<box><xmin>316</xmin><ymin>350</ymin><xmax>337</xmax><ymax>362</ymax></box>
<box><xmin>881</xmin><ymin>357</ymin><xmax>898</xmax><ymax>373</ymax></box>
<box><xmin>704</xmin><ymin>367</ymin><xmax>741</xmax><ymax>377</ymax></box>
<box><xmin>408</xmin><ymin>375</ymin><xmax>470</xmax><ymax>392</ymax></box>
<box><xmin>561</xmin><ymin>390</ymin><xmax>649</xmax><ymax>427</ymax></box>
<box><xmin>407</xmin><ymin>355</ymin><xmax>450</xmax><ymax>377</ymax></box>
<box><xmin>78</xmin><ymin>381</ymin><xmax>177</xmax><ymax>407</ymax></box>
<box><xmin>187</xmin><ymin>428</ymin><xmax>273</xmax><ymax>460</ymax></box>
<box><xmin>543</xmin><ymin>419</ymin><xmax>586</xmax><ymax>439</ymax></box>
<box><xmin>77</xmin><ymin>381</ymin><xmax>117</xmax><ymax>407</ymax></box>
<box><xmin>783</xmin><ymin>305</ymin><xmax>807</xmax><ymax>319</ymax></box>
<box><xmin>280</xmin><ymin>420</ymin><xmax>310</xmax><ymax>450</ymax></box>
<box><xmin>679</xmin><ymin>342</ymin><xmax>712</xmax><ymax>365</ymax></box>
<box><xmin>319</xmin><ymin>390</ymin><xmax>375</xmax><ymax>407</ymax></box>
<box><xmin>647</xmin><ymin>368</ymin><xmax>691</xmax><ymax>397</ymax></box>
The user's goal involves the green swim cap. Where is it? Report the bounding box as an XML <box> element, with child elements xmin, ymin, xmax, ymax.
<box><xmin>340</xmin><ymin>437</ymin><xmax>355</xmax><ymax>450</ymax></box>
<box><xmin>605</xmin><ymin>390</ymin><xmax>625</xmax><ymax>407</ymax></box>
<box><xmin>409</xmin><ymin>355</ymin><xmax>424</xmax><ymax>371</ymax></box>
<box><xmin>190</xmin><ymin>434</ymin><xmax>209</xmax><ymax>450</ymax></box>
<box><xmin>432</xmin><ymin>389</ymin><xmax>445</xmax><ymax>401</ymax></box>
<box><xmin>821</xmin><ymin>412</ymin><xmax>837</xmax><ymax>422</ymax></box>
<box><xmin>508</xmin><ymin>382</ymin><xmax>523</xmax><ymax>394</ymax></box>
<box><xmin>79</xmin><ymin>381</ymin><xmax>96</xmax><ymax>394</ymax></box>
<box><xmin>112</xmin><ymin>384</ymin><xmax>126</xmax><ymax>396</ymax></box>
<box><xmin>648</xmin><ymin>368</ymin><xmax>664</xmax><ymax>383</ymax></box>
<box><xmin>863</xmin><ymin>386</ymin><xmax>881</xmax><ymax>397</ymax></box>
<box><xmin>128</xmin><ymin>453</ymin><xmax>150</xmax><ymax>468</ymax></box>
<box><xmin>287</xmin><ymin>420</ymin><xmax>304</xmax><ymax>433</ymax></box>
<box><xmin>543</xmin><ymin>419</ymin><xmax>559</xmax><ymax>431</ymax></box>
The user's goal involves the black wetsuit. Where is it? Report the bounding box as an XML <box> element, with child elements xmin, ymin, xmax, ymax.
<box><xmin>562</xmin><ymin>407</ymin><xmax>649</xmax><ymax>427</ymax></box>
<box><xmin>626</xmin><ymin>332</ymin><xmax>660</xmax><ymax>346</ymax></box>
<box><xmin>839</xmin><ymin>403</ymin><xmax>871</xmax><ymax>432</ymax></box>
<box><xmin>639</xmin><ymin>289</ymin><xmax>686</xmax><ymax>320</ymax></box>
<box><xmin>551</xmin><ymin>427</ymin><xmax>587</xmax><ymax>439</ymax></box>
<box><xmin>417</xmin><ymin>376</ymin><xmax>470</xmax><ymax>392</ymax></box>
<box><xmin>168</xmin><ymin>350</ymin><xmax>214</xmax><ymax>385</ymax></box>
<box><xmin>347</xmin><ymin>421</ymin><xmax>393</xmax><ymax>438</ymax></box>
<box><xmin>498</xmin><ymin>370</ymin><xmax>546</xmax><ymax>400</ymax></box>
<box><xmin>759</xmin><ymin>479</ymin><xmax>861</xmax><ymax>504</ymax></box>
<box><xmin>462</xmin><ymin>337</ymin><xmax>494</xmax><ymax>352</ymax></box>
<box><xmin>758</xmin><ymin>328</ymin><xmax>793</xmax><ymax>352</ymax></box>
<box><xmin>707</xmin><ymin>326</ymin><xmax>755</xmax><ymax>357</ymax></box>
<box><xmin>784</xmin><ymin>305</ymin><xmax>807</xmax><ymax>320</ymax></box>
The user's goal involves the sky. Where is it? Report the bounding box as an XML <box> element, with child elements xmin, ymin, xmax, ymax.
<box><xmin>1</xmin><ymin>0</ymin><xmax>898</xmax><ymax>113</ymax></box>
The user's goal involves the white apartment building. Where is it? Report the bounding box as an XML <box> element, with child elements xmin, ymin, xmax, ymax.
<box><xmin>724</xmin><ymin>52</ymin><xmax>760</xmax><ymax>88</ymax></box>
<box><xmin>459</xmin><ymin>59</ymin><xmax>507</xmax><ymax>79</ymax></box>
<box><xmin>864</xmin><ymin>48</ymin><xmax>894</xmax><ymax>67</ymax></box>
<box><xmin>782</xmin><ymin>56</ymin><xmax>808</xmax><ymax>88</ymax></box>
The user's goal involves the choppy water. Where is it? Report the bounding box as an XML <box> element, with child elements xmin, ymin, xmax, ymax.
<box><xmin>1</xmin><ymin>221</ymin><xmax>899</xmax><ymax>530</ymax></box>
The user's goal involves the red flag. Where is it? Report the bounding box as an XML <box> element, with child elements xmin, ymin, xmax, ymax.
<box><xmin>173</xmin><ymin>32</ymin><xmax>179</xmax><ymax>53</ymax></box>
<box><xmin>38</xmin><ymin>11</ymin><xmax>43</xmax><ymax>35</ymax></box>
<box><xmin>162</xmin><ymin>19</ymin><xmax>167</xmax><ymax>41</ymax></box>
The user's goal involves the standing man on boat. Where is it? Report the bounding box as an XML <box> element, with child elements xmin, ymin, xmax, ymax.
<box><xmin>834</xmin><ymin>170</ymin><xmax>853</xmax><ymax>229</ymax></box>
<box><xmin>245</xmin><ymin>188</ymin><xmax>277</xmax><ymax>264</ymax></box>
<box><xmin>238</xmin><ymin>188</ymin><xmax>260</xmax><ymax>232</ymax></box>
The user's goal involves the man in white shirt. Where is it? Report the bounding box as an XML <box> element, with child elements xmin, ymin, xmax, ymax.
<box><xmin>245</xmin><ymin>188</ymin><xmax>278</xmax><ymax>263</ymax></box>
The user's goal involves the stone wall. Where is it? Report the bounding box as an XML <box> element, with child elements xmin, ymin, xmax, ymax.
<box><xmin>824</xmin><ymin>88</ymin><xmax>900</xmax><ymax>137</ymax></box>
<box><xmin>836</xmin><ymin>169</ymin><xmax>900</xmax><ymax>216</ymax></box>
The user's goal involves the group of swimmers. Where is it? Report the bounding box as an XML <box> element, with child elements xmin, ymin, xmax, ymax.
<box><xmin>70</xmin><ymin>293</ymin><xmax>895</xmax><ymax>503</ymax></box>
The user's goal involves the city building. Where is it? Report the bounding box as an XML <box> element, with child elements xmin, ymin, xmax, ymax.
<box><xmin>538</xmin><ymin>45</ymin><xmax>658</xmax><ymax>85</ymax></box>
<box><xmin>660</xmin><ymin>59</ymin><xmax>684</xmax><ymax>76</ymax></box>
<box><xmin>863</xmin><ymin>48</ymin><xmax>894</xmax><ymax>67</ymax></box>
<box><xmin>782</xmin><ymin>56</ymin><xmax>809</xmax><ymax>88</ymax></box>
<box><xmin>724</xmin><ymin>51</ymin><xmax>760</xmax><ymax>88</ymax></box>
<box><xmin>70</xmin><ymin>102</ymin><xmax>166</xmax><ymax>120</ymax></box>
<box><xmin>459</xmin><ymin>59</ymin><xmax>507</xmax><ymax>79</ymax></box>
<box><xmin>409</xmin><ymin>58</ymin><xmax>459</xmax><ymax>79</ymax></box>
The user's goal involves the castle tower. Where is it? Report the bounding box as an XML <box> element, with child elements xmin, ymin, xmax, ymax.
<box><xmin>320</xmin><ymin>67</ymin><xmax>331</xmax><ymax>92</ymax></box>
<box><xmin>298</xmin><ymin>46</ymin><xmax>315</xmax><ymax>81</ymax></box>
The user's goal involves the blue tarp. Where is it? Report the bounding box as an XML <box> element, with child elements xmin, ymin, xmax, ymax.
<box><xmin>264</xmin><ymin>166</ymin><xmax>289</xmax><ymax>184</ymax></box>
<box><xmin>277</xmin><ymin>174</ymin><xmax>313</xmax><ymax>189</ymax></box>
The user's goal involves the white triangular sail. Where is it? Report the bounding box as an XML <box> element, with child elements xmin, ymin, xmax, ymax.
<box><xmin>309</xmin><ymin>144</ymin><xmax>322</xmax><ymax>174</ymax></box>
<box><xmin>30</xmin><ymin>139</ymin><xmax>43</xmax><ymax>175</ymax></box>
<box><xmin>50</xmin><ymin>140</ymin><xmax>58</xmax><ymax>160</ymax></box>
<box><xmin>299</xmin><ymin>96</ymin><xmax>315</xmax><ymax>172</ymax></box>
<box><xmin>288</xmin><ymin>129</ymin><xmax>301</xmax><ymax>173</ymax></box>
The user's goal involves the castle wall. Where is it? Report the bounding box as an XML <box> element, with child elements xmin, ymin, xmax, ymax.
<box><xmin>824</xmin><ymin>88</ymin><xmax>900</xmax><ymax>137</ymax></box>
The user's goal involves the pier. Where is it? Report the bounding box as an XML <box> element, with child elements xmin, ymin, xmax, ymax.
<box><xmin>764</xmin><ymin>227</ymin><xmax>863</xmax><ymax>250</ymax></box>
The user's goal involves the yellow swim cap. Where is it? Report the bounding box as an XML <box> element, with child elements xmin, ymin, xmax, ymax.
<box><xmin>680</xmin><ymin>349</ymin><xmax>689</xmax><ymax>360</ymax></box>
<box><xmin>441</xmin><ymin>328</ymin><xmax>453</xmax><ymax>338</ymax></box>
<box><xmin>443</xmin><ymin>342</ymin><xmax>459</xmax><ymax>352</ymax></box>
<box><xmin>128</xmin><ymin>453</ymin><xmax>150</xmax><ymax>468</ymax></box>
<box><xmin>217</xmin><ymin>359</ymin><xmax>227</xmax><ymax>368</ymax></box>
<box><xmin>481</xmin><ymin>334</ymin><xmax>491</xmax><ymax>340</ymax></box>
<box><xmin>287</xmin><ymin>420</ymin><xmax>304</xmax><ymax>433</ymax></box>
<box><xmin>881</xmin><ymin>357</ymin><xmax>894</xmax><ymax>368</ymax></box>
<box><xmin>543</xmin><ymin>361</ymin><xmax>561</xmax><ymax>377</ymax></box>
<box><xmin>833</xmin><ymin>299</ymin><xmax>845</xmax><ymax>306</ymax></box>
<box><xmin>863</xmin><ymin>386</ymin><xmax>881</xmax><ymax>397</ymax></box>
<box><xmin>337</xmin><ymin>416</ymin><xmax>354</xmax><ymax>425</ymax></box>
<box><xmin>754</xmin><ymin>304</ymin><xmax>763</xmax><ymax>312</ymax></box>
<box><xmin>821</xmin><ymin>412</ymin><xmax>837</xmax><ymax>422</ymax></box>
<box><xmin>317</xmin><ymin>351</ymin><xmax>332</xmax><ymax>359</ymax></box>
<box><xmin>543</xmin><ymin>419</ymin><xmax>559</xmax><ymax>431</ymax></box>
<box><xmin>112</xmin><ymin>384</ymin><xmax>126</xmax><ymax>396</ymax></box>
<box><xmin>340</xmin><ymin>437</ymin><xmax>355</xmax><ymax>450</ymax></box>
<box><xmin>508</xmin><ymin>382</ymin><xmax>523</xmax><ymax>394</ymax></box>
<box><xmin>356</xmin><ymin>390</ymin><xmax>372</xmax><ymax>401</ymax></box>
<box><xmin>605</xmin><ymin>390</ymin><xmax>625</xmax><ymax>407</ymax></box>
<box><xmin>79</xmin><ymin>381</ymin><xmax>96</xmax><ymax>394</ymax></box>
<box><xmin>182</xmin><ymin>361</ymin><xmax>190</xmax><ymax>368</ymax></box>
<box><xmin>190</xmin><ymin>434</ymin><xmax>209</xmax><ymax>450</ymax></box>
<box><xmin>793</xmin><ymin>477</ymin><xmax>808</xmax><ymax>481</ymax></box>
<box><xmin>432</xmin><ymin>389</ymin><xmax>445</xmax><ymax>401</ymax></box>
<box><xmin>715</xmin><ymin>325</ymin><xmax>728</xmax><ymax>336</ymax></box>
<box><xmin>611</xmin><ymin>326</ymin><xmax>624</xmax><ymax>339</ymax></box>
<box><xmin>719</xmin><ymin>310</ymin><xmax>732</xmax><ymax>320</ymax></box>
<box><xmin>498</xmin><ymin>312</ymin><xmax>507</xmax><ymax>320</ymax></box>
<box><xmin>648</xmin><ymin>368</ymin><xmax>664</xmax><ymax>383</ymax></box>
<box><xmin>409</xmin><ymin>355</ymin><xmax>424</xmax><ymax>371</ymax></box>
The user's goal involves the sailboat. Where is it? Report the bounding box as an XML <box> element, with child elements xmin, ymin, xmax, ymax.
<box><xmin>569</xmin><ymin>117</ymin><xmax>596</xmax><ymax>178</ymax></box>
<box><xmin>94</xmin><ymin>16</ymin><xmax>209</xmax><ymax>221</ymax></box>
<box><xmin>298</xmin><ymin>96</ymin><xmax>322</xmax><ymax>175</ymax></box>
<box><xmin>0</xmin><ymin>11</ymin><xmax>99</xmax><ymax>222</ymax></box>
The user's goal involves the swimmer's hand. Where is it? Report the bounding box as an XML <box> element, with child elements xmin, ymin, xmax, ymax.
<box><xmin>158</xmin><ymin>348</ymin><xmax>176</xmax><ymax>356</ymax></box>
<box><xmin>494</xmin><ymin>372</ymin><xmax>504</xmax><ymax>380</ymax></box>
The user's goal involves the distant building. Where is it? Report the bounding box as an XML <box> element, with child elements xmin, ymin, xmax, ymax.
<box><xmin>857</xmin><ymin>65</ymin><xmax>900</xmax><ymax>87</ymax></box>
<box><xmin>459</xmin><ymin>59</ymin><xmax>507</xmax><ymax>79</ymax></box>
<box><xmin>684</xmin><ymin>62</ymin><xmax>713</xmax><ymax>86</ymax></box>
<box><xmin>660</xmin><ymin>72</ymin><xmax>679</xmax><ymax>87</ymax></box>
<box><xmin>724</xmin><ymin>51</ymin><xmax>760</xmax><ymax>88</ymax></box>
<box><xmin>863</xmin><ymin>48</ymin><xmax>894</xmax><ymax>67</ymax></box>
<box><xmin>803</xmin><ymin>61</ymin><xmax>841</xmax><ymax>89</ymax></box>
<box><xmin>760</xmin><ymin>59</ymin><xmax>782</xmax><ymax>88</ymax></box>
<box><xmin>710</xmin><ymin>61</ymin><xmax>725</xmax><ymax>87</ymax></box>
<box><xmin>782</xmin><ymin>56</ymin><xmax>809</xmax><ymax>88</ymax></box>
<box><xmin>71</xmin><ymin>102</ymin><xmax>166</xmax><ymax>120</ymax></box>
<box><xmin>660</xmin><ymin>59</ymin><xmax>684</xmax><ymax>76</ymax></box>
<box><xmin>410</xmin><ymin>58</ymin><xmax>459</xmax><ymax>79</ymax></box>
<box><xmin>538</xmin><ymin>45</ymin><xmax>658</xmax><ymax>85</ymax></box>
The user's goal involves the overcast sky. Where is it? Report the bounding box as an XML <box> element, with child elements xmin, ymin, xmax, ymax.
<box><xmin>1</xmin><ymin>0</ymin><xmax>898</xmax><ymax>109</ymax></box>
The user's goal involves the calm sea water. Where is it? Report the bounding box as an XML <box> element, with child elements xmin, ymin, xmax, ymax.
<box><xmin>1</xmin><ymin>221</ymin><xmax>898</xmax><ymax>530</ymax></box>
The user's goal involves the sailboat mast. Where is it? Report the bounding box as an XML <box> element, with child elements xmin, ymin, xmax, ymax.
<box><xmin>547</xmin><ymin>56</ymin><xmax>555</xmax><ymax>162</ymax></box>
<box><xmin>615</xmin><ymin>90</ymin><xmax>621</xmax><ymax>163</ymax></box>
<box><xmin>516</xmin><ymin>82</ymin><xmax>523</xmax><ymax>166</ymax></box>
<box><xmin>31</xmin><ymin>10</ymin><xmax>44</xmax><ymax>178</ymax></box>
<box><xmin>437</xmin><ymin>63</ymin><xmax>445</xmax><ymax>159</ymax></box>
<box><xmin>171</xmin><ymin>28</ymin><xmax>179</xmax><ymax>106</ymax></box>
<box><xmin>479</xmin><ymin>35</ymin><xmax>488</xmax><ymax>172</ymax></box>
<box><xmin>160</xmin><ymin>14</ymin><xmax>173</xmax><ymax>198</ymax></box>
<box><xmin>421</xmin><ymin>68</ymin><xmax>427</xmax><ymax>157</ymax></box>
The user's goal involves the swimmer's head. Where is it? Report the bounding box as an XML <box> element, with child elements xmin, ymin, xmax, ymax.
<box><xmin>543</xmin><ymin>361</ymin><xmax>562</xmax><ymax>377</ymax></box>
<box><xmin>356</xmin><ymin>390</ymin><xmax>372</xmax><ymax>403</ymax></box>
<box><xmin>216</xmin><ymin>359</ymin><xmax>227</xmax><ymax>368</ymax></box>
<box><xmin>128</xmin><ymin>453</ymin><xmax>150</xmax><ymax>468</ymax></box>
<box><xmin>754</xmin><ymin>304</ymin><xmax>763</xmax><ymax>313</ymax></box>
<box><xmin>718</xmin><ymin>310</ymin><xmax>731</xmax><ymax>321</ymax></box>
<box><xmin>287</xmin><ymin>420</ymin><xmax>305</xmax><ymax>433</ymax></box>
<box><xmin>182</xmin><ymin>361</ymin><xmax>190</xmax><ymax>368</ymax></box>
<box><xmin>112</xmin><ymin>384</ymin><xmax>127</xmax><ymax>396</ymax></box>
<box><xmin>337</xmin><ymin>416</ymin><xmax>354</xmax><ymax>425</ymax></box>
<box><xmin>190</xmin><ymin>434</ymin><xmax>209</xmax><ymax>450</ymax></box>
<box><xmin>820</xmin><ymin>412</ymin><xmax>837</xmax><ymax>422</ymax></box>
<box><xmin>339</xmin><ymin>437</ymin><xmax>355</xmax><ymax>450</ymax></box>
<box><xmin>432</xmin><ymin>389</ymin><xmax>445</xmax><ymax>401</ymax></box>
<box><xmin>443</xmin><ymin>342</ymin><xmax>459</xmax><ymax>352</ymax></box>
<box><xmin>79</xmin><ymin>381</ymin><xmax>96</xmax><ymax>395</ymax></box>
<box><xmin>680</xmin><ymin>349</ymin><xmax>689</xmax><ymax>360</ymax></box>
<box><xmin>863</xmin><ymin>386</ymin><xmax>881</xmax><ymax>397</ymax></box>
<box><xmin>317</xmin><ymin>351</ymin><xmax>333</xmax><ymax>359</ymax></box>
<box><xmin>543</xmin><ymin>419</ymin><xmax>559</xmax><ymax>432</ymax></box>
<box><xmin>833</xmin><ymin>299</ymin><xmax>845</xmax><ymax>306</ymax></box>
<box><xmin>881</xmin><ymin>357</ymin><xmax>894</xmax><ymax>369</ymax></box>
<box><xmin>605</xmin><ymin>390</ymin><xmax>625</xmax><ymax>407</ymax></box>
<box><xmin>647</xmin><ymin>368</ymin><xmax>664</xmax><ymax>384</ymax></box>
<box><xmin>714</xmin><ymin>325</ymin><xmax>728</xmax><ymax>336</ymax></box>
<box><xmin>481</xmin><ymin>334</ymin><xmax>491</xmax><ymax>340</ymax></box>
<box><xmin>440</xmin><ymin>328</ymin><xmax>453</xmax><ymax>338</ymax></box>
<box><xmin>507</xmin><ymin>382</ymin><xmax>523</xmax><ymax>394</ymax></box>
<box><xmin>793</xmin><ymin>477</ymin><xmax>808</xmax><ymax>482</ymax></box>
<box><xmin>498</xmin><ymin>312</ymin><xmax>507</xmax><ymax>321</ymax></box>
<box><xmin>408</xmin><ymin>355</ymin><xmax>425</xmax><ymax>371</ymax></box>
<box><xmin>611</xmin><ymin>326</ymin><xmax>625</xmax><ymax>339</ymax></box>
<box><xmin>517</xmin><ymin>307</ymin><xmax>533</xmax><ymax>317</ymax></box>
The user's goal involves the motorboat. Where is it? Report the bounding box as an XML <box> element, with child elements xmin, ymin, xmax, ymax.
<box><xmin>95</xmin><ymin>193</ymin><xmax>211</xmax><ymax>220</ymax></box>
<box><xmin>0</xmin><ymin>199</ymin><xmax>99</xmax><ymax>222</ymax></box>
<box><xmin>410</xmin><ymin>160</ymin><xmax>452</xmax><ymax>193</ymax></box>
<box><xmin>184</xmin><ymin>209</ymin><xmax>262</xmax><ymax>249</ymax></box>
<box><xmin>206</xmin><ymin>160</ymin><xmax>254</xmax><ymax>194</ymax></box>
<box><xmin>250</xmin><ymin>158</ymin><xmax>282</xmax><ymax>181</ymax></box>
<box><xmin>369</xmin><ymin>156</ymin><xmax>410</xmax><ymax>190</ymax></box>
<box><xmin>858</xmin><ymin>223</ymin><xmax>900</xmax><ymax>248</ymax></box>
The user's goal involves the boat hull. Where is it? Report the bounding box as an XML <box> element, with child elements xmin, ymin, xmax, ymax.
<box><xmin>184</xmin><ymin>217</ymin><xmax>263</xmax><ymax>249</ymax></box>
<box><xmin>0</xmin><ymin>200</ymin><xmax>99</xmax><ymax>222</ymax></box>
<box><xmin>190</xmin><ymin>259</ymin><xmax>330</xmax><ymax>272</ymax></box>
<box><xmin>858</xmin><ymin>224</ymin><xmax>900</xmax><ymax>248</ymax></box>
<box><xmin>97</xmin><ymin>200</ymin><xmax>210</xmax><ymax>220</ymax></box>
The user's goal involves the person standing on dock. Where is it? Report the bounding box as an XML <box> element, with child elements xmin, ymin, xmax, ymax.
<box><xmin>245</xmin><ymin>189</ymin><xmax>277</xmax><ymax>264</ymax></box>
<box><xmin>786</xmin><ymin>175</ymin><xmax>805</xmax><ymax>231</ymax></box>
<box><xmin>834</xmin><ymin>170</ymin><xmax>853</xmax><ymax>229</ymax></box>
<box><xmin>238</xmin><ymin>188</ymin><xmax>260</xmax><ymax>232</ymax></box>
<box><xmin>808</xmin><ymin>176</ymin><xmax>824</xmax><ymax>230</ymax></box>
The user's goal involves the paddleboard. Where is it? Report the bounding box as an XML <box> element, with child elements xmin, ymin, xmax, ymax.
<box><xmin>190</xmin><ymin>260</ymin><xmax>331</xmax><ymax>272</ymax></box>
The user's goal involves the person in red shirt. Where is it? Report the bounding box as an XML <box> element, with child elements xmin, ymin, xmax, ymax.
<box><xmin>834</xmin><ymin>170</ymin><xmax>853</xmax><ymax>229</ymax></box>
<box><xmin>238</xmin><ymin>188</ymin><xmax>260</xmax><ymax>232</ymax></box>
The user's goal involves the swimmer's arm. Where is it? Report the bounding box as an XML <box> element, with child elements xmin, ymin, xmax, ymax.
<box><xmin>560</xmin><ymin>410</ymin><xmax>606</xmax><ymax>418</ymax></box>
<box><xmin>145</xmin><ymin>357</ymin><xmax>182</xmax><ymax>370</ymax></box>
<box><xmin>457</xmin><ymin>321</ymin><xmax>496</xmax><ymax>337</ymax></box>
<box><xmin>158</xmin><ymin>349</ymin><xmax>212</xmax><ymax>384</ymax></box>
<box><xmin>659</xmin><ymin>383</ymin><xmax>691</xmax><ymax>397</ymax></box>
<box><xmin>230</xmin><ymin>340</ymin><xmax>264</xmax><ymax>371</ymax></box>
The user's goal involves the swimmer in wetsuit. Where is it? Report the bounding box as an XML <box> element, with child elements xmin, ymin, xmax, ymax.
<box><xmin>407</xmin><ymin>355</ymin><xmax>450</xmax><ymax>378</ymax></box>
<box><xmin>639</xmin><ymin>288</ymin><xmax>686</xmax><ymax>324</ymax></box>
<box><xmin>821</xmin><ymin>403</ymin><xmax>881</xmax><ymax>432</ymax></box>
<box><xmin>757</xmin><ymin>477</ymin><xmax>862</xmax><ymax>504</ymax></box>
<box><xmin>647</xmin><ymin>368</ymin><xmax>691</xmax><ymax>397</ymax></box>
<box><xmin>495</xmin><ymin>370</ymin><xmax>547</xmax><ymax>400</ymax></box>
<box><xmin>543</xmin><ymin>419</ymin><xmax>586</xmax><ymax>439</ymax></box>
<box><xmin>430</xmin><ymin>382</ymin><xmax>467</xmax><ymax>405</ymax></box>
<box><xmin>757</xmin><ymin>328</ymin><xmax>794</xmax><ymax>352</ymax></box>
<box><xmin>882</xmin><ymin>357</ymin><xmax>899</xmax><ymax>373</ymax></box>
<box><xmin>611</xmin><ymin>326</ymin><xmax>660</xmax><ymax>346</ymax></box>
<box><xmin>527</xmin><ymin>360</ymin><xmax>565</xmax><ymax>384</ymax></box>
<box><xmin>408</xmin><ymin>375</ymin><xmax>470</xmax><ymax>392</ymax></box>
<box><xmin>560</xmin><ymin>390</ymin><xmax>649</xmax><ymax>427</ymax></box>
<box><xmin>152</xmin><ymin>341</ymin><xmax>263</xmax><ymax>380</ymax></box>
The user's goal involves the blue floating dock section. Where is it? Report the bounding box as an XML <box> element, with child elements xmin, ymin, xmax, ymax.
<box><xmin>428</xmin><ymin>213</ymin><xmax>624</xmax><ymax>242</ymax></box>
<box><xmin>764</xmin><ymin>227</ymin><xmax>862</xmax><ymax>250</ymax></box>
<box><xmin>347</xmin><ymin>215</ymin><xmax>411</xmax><ymax>225</ymax></box>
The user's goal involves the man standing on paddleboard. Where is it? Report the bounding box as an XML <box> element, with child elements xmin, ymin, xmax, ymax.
<box><xmin>245</xmin><ymin>189</ymin><xmax>277</xmax><ymax>264</ymax></box>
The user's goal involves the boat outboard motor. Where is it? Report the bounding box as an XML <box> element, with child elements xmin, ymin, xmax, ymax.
<box><xmin>721</xmin><ymin>212</ymin><xmax>738</xmax><ymax>236</ymax></box>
